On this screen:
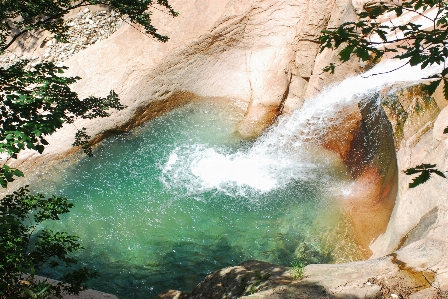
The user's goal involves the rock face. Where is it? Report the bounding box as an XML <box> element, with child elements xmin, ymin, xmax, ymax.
<box><xmin>155</xmin><ymin>257</ymin><xmax>438</xmax><ymax>299</ymax></box>
<box><xmin>155</xmin><ymin>86</ymin><xmax>448</xmax><ymax>299</ymax></box>
<box><xmin>5</xmin><ymin>0</ymin><xmax>393</xmax><ymax>257</ymax></box>
<box><xmin>5</xmin><ymin>0</ymin><xmax>361</xmax><ymax>170</ymax></box>
<box><xmin>151</xmin><ymin>1</ymin><xmax>448</xmax><ymax>298</ymax></box>
<box><xmin>370</xmin><ymin>84</ymin><xmax>448</xmax><ymax>280</ymax></box>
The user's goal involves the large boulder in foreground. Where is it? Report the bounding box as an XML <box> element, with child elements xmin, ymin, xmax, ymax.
<box><xmin>155</xmin><ymin>256</ymin><xmax>440</xmax><ymax>299</ymax></box>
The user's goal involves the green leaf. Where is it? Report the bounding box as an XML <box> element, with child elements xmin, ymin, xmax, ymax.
<box><xmin>430</xmin><ymin>169</ymin><xmax>446</xmax><ymax>178</ymax></box>
<box><xmin>355</xmin><ymin>47</ymin><xmax>370</xmax><ymax>61</ymax></box>
<box><xmin>444</xmin><ymin>79</ymin><xmax>448</xmax><ymax>101</ymax></box>
<box><xmin>0</xmin><ymin>177</ymin><xmax>7</xmax><ymax>188</ymax></box>
<box><xmin>409</xmin><ymin>53</ymin><xmax>423</xmax><ymax>66</ymax></box>
<box><xmin>36</xmin><ymin>144</ymin><xmax>45</xmax><ymax>154</ymax></box>
<box><xmin>404</xmin><ymin>167</ymin><xmax>421</xmax><ymax>175</ymax></box>
<box><xmin>405</xmin><ymin>164</ymin><xmax>446</xmax><ymax>188</ymax></box>
<box><xmin>422</xmin><ymin>79</ymin><xmax>441</xmax><ymax>95</ymax></box>
<box><xmin>376</xmin><ymin>30</ymin><xmax>388</xmax><ymax>42</ymax></box>
<box><xmin>409</xmin><ymin>170</ymin><xmax>430</xmax><ymax>188</ymax></box>
<box><xmin>339</xmin><ymin>45</ymin><xmax>355</xmax><ymax>62</ymax></box>
<box><xmin>13</xmin><ymin>169</ymin><xmax>24</xmax><ymax>177</ymax></box>
<box><xmin>444</xmin><ymin>127</ymin><xmax>448</xmax><ymax>134</ymax></box>
<box><xmin>323</xmin><ymin>63</ymin><xmax>336</xmax><ymax>74</ymax></box>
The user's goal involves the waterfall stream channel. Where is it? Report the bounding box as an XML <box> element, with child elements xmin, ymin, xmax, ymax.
<box><xmin>31</xmin><ymin>61</ymin><xmax>440</xmax><ymax>298</ymax></box>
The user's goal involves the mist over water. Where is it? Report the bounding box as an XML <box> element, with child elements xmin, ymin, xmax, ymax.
<box><xmin>35</xmin><ymin>61</ymin><xmax>439</xmax><ymax>298</ymax></box>
<box><xmin>163</xmin><ymin>61</ymin><xmax>440</xmax><ymax>197</ymax></box>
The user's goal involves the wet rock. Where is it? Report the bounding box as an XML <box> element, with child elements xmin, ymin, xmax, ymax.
<box><xmin>154</xmin><ymin>290</ymin><xmax>190</xmax><ymax>299</ymax></box>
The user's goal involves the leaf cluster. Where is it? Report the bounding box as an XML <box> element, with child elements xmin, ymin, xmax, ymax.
<box><xmin>320</xmin><ymin>0</ymin><xmax>448</xmax><ymax>99</ymax></box>
<box><xmin>0</xmin><ymin>1</ymin><xmax>176</xmax><ymax>297</ymax></box>
<box><xmin>0</xmin><ymin>61</ymin><xmax>125</xmax><ymax>186</ymax></box>
<box><xmin>0</xmin><ymin>164</ymin><xmax>23</xmax><ymax>188</ymax></box>
<box><xmin>0</xmin><ymin>0</ymin><xmax>180</xmax><ymax>186</ymax></box>
<box><xmin>404</xmin><ymin>163</ymin><xmax>446</xmax><ymax>188</ymax></box>
<box><xmin>0</xmin><ymin>0</ymin><xmax>178</xmax><ymax>53</ymax></box>
<box><xmin>320</xmin><ymin>0</ymin><xmax>448</xmax><ymax>188</ymax></box>
<box><xmin>0</xmin><ymin>186</ymin><xmax>99</xmax><ymax>299</ymax></box>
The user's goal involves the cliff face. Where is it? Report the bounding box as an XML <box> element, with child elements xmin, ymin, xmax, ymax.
<box><xmin>9</xmin><ymin>0</ymin><xmax>394</xmax><ymax>251</ymax></box>
<box><xmin>4</xmin><ymin>0</ymin><xmax>448</xmax><ymax>298</ymax></box>
<box><xmin>6</xmin><ymin>0</ymin><xmax>360</xmax><ymax>166</ymax></box>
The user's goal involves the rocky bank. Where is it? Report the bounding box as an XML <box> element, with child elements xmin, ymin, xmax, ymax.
<box><xmin>2</xmin><ymin>0</ymin><xmax>448</xmax><ymax>298</ymax></box>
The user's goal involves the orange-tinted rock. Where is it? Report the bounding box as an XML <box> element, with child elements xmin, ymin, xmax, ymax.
<box><xmin>320</xmin><ymin>104</ymin><xmax>364</xmax><ymax>167</ymax></box>
<box><xmin>342</xmin><ymin>165</ymin><xmax>398</xmax><ymax>257</ymax></box>
<box><xmin>237</xmin><ymin>104</ymin><xmax>280</xmax><ymax>139</ymax></box>
<box><xmin>319</xmin><ymin>98</ymin><xmax>398</xmax><ymax>255</ymax></box>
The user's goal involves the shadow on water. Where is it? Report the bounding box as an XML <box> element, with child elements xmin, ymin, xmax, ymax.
<box><xmin>40</xmin><ymin>235</ymin><xmax>248</xmax><ymax>298</ymax></box>
<box><xmin>40</xmin><ymin>229</ymin><xmax>336</xmax><ymax>299</ymax></box>
<box><xmin>35</xmin><ymin>177</ymin><xmax>344</xmax><ymax>298</ymax></box>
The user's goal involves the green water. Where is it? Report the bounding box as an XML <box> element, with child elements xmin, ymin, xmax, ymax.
<box><xmin>36</xmin><ymin>101</ymin><xmax>350</xmax><ymax>298</ymax></box>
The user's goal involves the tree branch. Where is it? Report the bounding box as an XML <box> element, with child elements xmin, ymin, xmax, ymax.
<box><xmin>401</xmin><ymin>6</ymin><xmax>434</xmax><ymax>22</ymax></box>
<box><xmin>1</xmin><ymin>0</ymin><xmax>89</xmax><ymax>52</ymax></box>
<box><xmin>361</xmin><ymin>60</ymin><xmax>410</xmax><ymax>78</ymax></box>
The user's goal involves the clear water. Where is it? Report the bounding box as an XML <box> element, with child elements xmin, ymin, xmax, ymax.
<box><xmin>35</xmin><ymin>101</ymin><xmax>352</xmax><ymax>298</ymax></box>
<box><xmin>31</xmin><ymin>60</ymin><xmax>445</xmax><ymax>298</ymax></box>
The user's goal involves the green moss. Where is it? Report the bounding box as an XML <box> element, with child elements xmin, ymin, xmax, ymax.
<box><xmin>380</xmin><ymin>83</ymin><xmax>439</xmax><ymax>148</ymax></box>
<box><xmin>380</xmin><ymin>94</ymin><xmax>408</xmax><ymax>142</ymax></box>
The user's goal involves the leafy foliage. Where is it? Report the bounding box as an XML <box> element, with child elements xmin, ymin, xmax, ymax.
<box><xmin>320</xmin><ymin>0</ymin><xmax>448</xmax><ymax>188</ymax></box>
<box><xmin>0</xmin><ymin>0</ymin><xmax>178</xmax><ymax>187</ymax></box>
<box><xmin>73</xmin><ymin>128</ymin><xmax>93</xmax><ymax>157</ymax></box>
<box><xmin>403</xmin><ymin>129</ymin><xmax>448</xmax><ymax>188</ymax></box>
<box><xmin>0</xmin><ymin>61</ymin><xmax>124</xmax><ymax>158</ymax></box>
<box><xmin>0</xmin><ymin>186</ymin><xmax>99</xmax><ymax>299</ymax></box>
<box><xmin>290</xmin><ymin>240</ymin><xmax>332</xmax><ymax>280</ymax></box>
<box><xmin>0</xmin><ymin>61</ymin><xmax>125</xmax><ymax>186</ymax></box>
<box><xmin>320</xmin><ymin>0</ymin><xmax>448</xmax><ymax>97</ymax></box>
<box><xmin>0</xmin><ymin>1</ymin><xmax>176</xmax><ymax>297</ymax></box>
<box><xmin>404</xmin><ymin>163</ymin><xmax>446</xmax><ymax>188</ymax></box>
<box><xmin>290</xmin><ymin>259</ymin><xmax>305</xmax><ymax>280</ymax></box>
<box><xmin>0</xmin><ymin>164</ymin><xmax>24</xmax><ymax>188</ymax></box>
<box><xmin>0</xmin><ymin>0</ymin><xmax>178</xmax><ymax>52</ymax></box>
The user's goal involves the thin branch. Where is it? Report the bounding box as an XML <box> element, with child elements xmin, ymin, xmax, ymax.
<box><xmin>120</xmin><ymin>17</ymin><xmax>160</xmax><ymax>41</ymax></box>
<box><xmin>402</xmin><ymin>6</ymin><xmax>435</xmax><ymax>22</ymax></box>
<box><xmin>361</xmin><ymin>60</ymin><xmax>410</xmax><ymax>78</ymax></box>
<box><xmin>434</xmin><ymin>2</ymin><xmax>443</xmax><ymax>30</ymax></box>
<box><xmin>2</xmin><ymin>30</ymin><xmax>27</xmax><ymax>52</ymax></box>
<box><xmin>360</xmin><ymin>30</ymin><xmax>423</xmax><ymax>45</ymax></box>
<box><xmin>1</xmin><ymin>1</ymin><xmax>90</xmax><ymax>52</ymax></box>
<box><xmin>152</xmin><ymin>4</ymin><xmax>177</xmax><ymax>16</ymax></box>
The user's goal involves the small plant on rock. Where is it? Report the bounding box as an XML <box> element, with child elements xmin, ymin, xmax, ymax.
<box><xmin>290</xmin><ymin>259</ymin><xmax>305</xmax><ymax>280</ymax></box>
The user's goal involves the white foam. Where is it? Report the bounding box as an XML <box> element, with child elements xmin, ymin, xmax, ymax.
<box><xmin>160</xmin><ymin>60</ymin><xmax>442</xmax><ymax>193</ymax></box>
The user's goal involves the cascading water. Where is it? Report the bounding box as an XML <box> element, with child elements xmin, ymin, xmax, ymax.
<box><xmin>34</xmin><ymin>61</ymin><xmax>440</xmax><ymax>298</ymax></box>
<box><xmin>164</xmin><ymin>60</ymin><xmax>440</xmax><ymax>195</ymax></box>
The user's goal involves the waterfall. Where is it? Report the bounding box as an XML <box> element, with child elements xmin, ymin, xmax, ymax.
<box><xmin>34</xmin><ymin>59</ymin><xmax>443</xmax><ymax>299</ymax></box>
<box><xmin>161</xmin><ymin>60</ymin><xmax>441</xmax><ymax>195</ymax></box>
